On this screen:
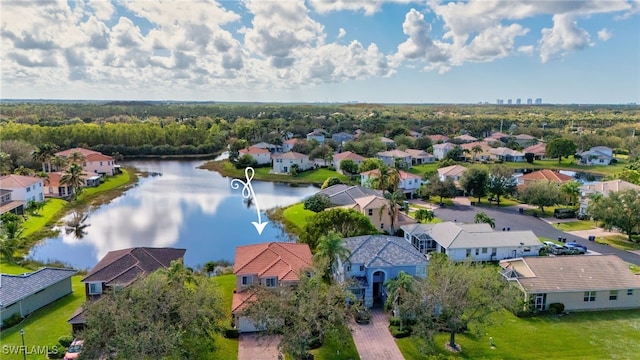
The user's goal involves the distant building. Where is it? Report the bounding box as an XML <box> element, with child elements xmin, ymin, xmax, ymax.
<box><xmin>535</xmin><ymin>98</ymin><xmax>542</xmax><ymax>104</ymax></box>
<box><xmin>527</xmin><ymin>98</ymin><xmax>533</xmax><ymax>105</ymax></box>
<box><xmin>507</xmin><ymin>99</ymin><xmax>512</xmax><ymax>105</ymax></box>
<box><xmin>516</xmin><ymin>98</ymin><xmax>521</xmax><ymax>105</ymax></box>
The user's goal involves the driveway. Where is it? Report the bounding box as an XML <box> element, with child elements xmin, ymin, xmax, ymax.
<box><xmin>433</xmin><ymin>198</ymin><xmax>640</xmax><ymax>266</ymax></box>
<box><xmin>238</xmin><ymin>333</ymin><xmax>281</xmax><ymax>360</ymax></box>
<box><xmin>351</xmin><ymin>309</ymin><xmax>404</xmax><ymax>360</ymax></box>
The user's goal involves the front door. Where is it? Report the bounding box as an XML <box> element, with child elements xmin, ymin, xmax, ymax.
<box><xmin>534</xmin><ymin>294</ymin><xmax>546</xmax><ymax>310</ymax></box>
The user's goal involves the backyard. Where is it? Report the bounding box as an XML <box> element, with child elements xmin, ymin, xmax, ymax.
<box><xmin>200</xmin><ymin>160</ymin><xmax>349</xmax><ymax>185</ymax></box>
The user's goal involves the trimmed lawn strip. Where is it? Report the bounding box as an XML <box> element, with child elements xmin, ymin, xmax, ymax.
<box><xmin>396</xmin><ymin>309</ymin><xmax>640</xmax><ymax>359</ymax></box>
<box><xmin>282</xmin><ymin>202</ymin><xmax>315</xmax><ymax>231</ymax></box>
<box><xmin>78</xmin><ymin>169</ymin><xmax>131</xmax><ymax>199</ymax></box>
<box><xmin>310</xmin><ymin>324</ymin><xmax>359</xmax><ymax>360</ymax></box>
<box><xmin>501</xmin><ymin>158</ymin><xmax>628</xmax><ymax>176</ymax></box>
<box><xmin>595</xmin><ymin>235</ymin><xmax>640</xmax><ymax>251</ymax></box>
<box><xmin>0</xmin><ymin>260</ymin><xmax>31</xmax><ymax>274</ymax></box>
<box><xmin>20</xmin><ymin>198</ymin><xmax>67</xmax><ymax>237</ymax></box>
<box><xmin>200</xmin><ymin>160</ymin><xmax>348</xmax><ymax>185</ymax></box>
<box><xmin>0</xmin><ymin>276</ymin><xmax>85</xmax><ymax>360</ymax></box>
<box><xmin>523</xmin><ymin>205</ymin><xmax>577</xmax><ymax>218</ymax></box>
<box><xmin>555</xmin><ymin>220</ymin><xmax>596</xmax><ymax>232</ymax></box>
<box><xmin>468</xmin><ymin>196</ymin><xmax>520</xmax><ymax>207</ymax></box>
<box><xmin>211</xmin><ymin>274</ymin><xmax>239</xmax><ymax>360</ymax></box>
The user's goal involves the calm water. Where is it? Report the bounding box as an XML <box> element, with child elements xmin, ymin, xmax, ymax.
<box><xmin>28</xmin><ymin>160</ymin><xmax>318</xmax><ymax>269</ymax></box>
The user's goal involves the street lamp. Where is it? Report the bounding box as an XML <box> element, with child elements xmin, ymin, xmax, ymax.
<box><xmin>19</xmin><ymin>329</ymin><xmax>26</xmax><ymax>360</ymax></box>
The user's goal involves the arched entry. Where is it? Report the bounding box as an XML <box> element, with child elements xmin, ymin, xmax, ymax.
<box><xmin>371</xmin><ymin>270</ymin><xmax>386</xmax><ymax>308</ymax></box>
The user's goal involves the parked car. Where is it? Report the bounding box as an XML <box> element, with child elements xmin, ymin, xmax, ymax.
<box><xmin>554</xmin><ymin>208</ymin><xmax>576</xmax><ymax>219</ymax></box>
<box><xmin>64</xmin><ymin>339</ymin><xmax>83</xmax><ymax>360</ymax></box>
<box><xmin>566</xmin><ymin>242</ymin><xmax>587</xmax><ymax>252</ymax></box>
<box><xmin>542</xmin><ymin>241</ymin><xmax>556</xmax><ymax>249</ymax></box>
<box><xmin>565</xmin><ymin>244</ymin><xmax>586</xmax><ymax>254</ymax></box>
<box><xmin>547</xmin><ymin>243</ymin><xmax>573</xmax><ymax>255</ymax></box>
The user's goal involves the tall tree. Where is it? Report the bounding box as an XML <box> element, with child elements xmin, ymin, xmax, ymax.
<box><xmin>68</xmin><ymin>150</ymin><xmax>86</xmax><ymax>165</ymax></box>
<box><xmin>359</xmin><ymin>158</ymin><xmax>383</xmax><ymax>172</ymax></box>
<box><xmin>339</xmin><ymin>159</ymin><xmax>359</xmax><ymax>175</ymax></box>
<box><xmin>518</xmin><ymin>181</ymin><xmax>564</xmax><ymax>213</ymax></box>
<box><xmin>459</xmin><ymin>166</ymin><xmax>489</xmax><ymax>203</ymax></box>
<box><xmin>414</xmin><ymin>208</ymin><xmax>435</xmax><ymax>223</ymax></box>
<box><xmin>371</xmin><ymin>165</ymin><xmax>400</xmax><ymax>193</ymax></box>
<box><xmin>560</xmin><ymin>180</ymin><xmax>581</xmax><ymax>206</ymax></box>
<box><xmin>588</xmin><ymin>189</ymin><xmax>640</xmax><ymax>242</ymax></box>
<box><xmin>382</xmin><ymin>190</ymin><xmax>405</xmax><ymax>235</ymax></box>
<box><xmin>427</xmin><ymin>175</ymin><xmax>458</xmax><ymax>205</ymax></box>
<box><xmin>0</xmin><ymin>213</ymin><xmax>24</xmax><ymax>264</ymax></box>
<box><xmin>81</xmin><ymin>263</ymin><xmax>224</xmax><ymax>359</ymax></box>
<box><xmin>60</xmin><ymin>163</ymin><xmax>85</xmax><ymax>200</ymax></box>
<box><xmin>300</xmin><ymin>208</ymin><xmax>378</xmax><ymax>251</ymax></box>
<box><xmin>487</xmin><ymin>165</ymin><xmax>517</xmax><ymax>205</ymax></box>
<box><xmin>0</xmin><ymin>152</ymin><xmax>13</xmax><ymax>175</ymax></box>
<box><xmin>471</xmin><ymin>144</ymin><xmax>483</xmax><ymax>162</ymax></box>
<box><xmin>241</xmin><ymin>274</ymin><xmax>355</xmax><ymax>360</ymax></box>
<box><xmin>51</xmin><ymin>155</ymin><xmax>68</xmax><ymax>172</ymax></box>
<box><xmin>13</xmin><ymin>166</ymin><xmax>33</xmax><ymax>175</ymax></box>
<box><xmin>313</xmin><ymin>231</ymin><xmax>350</xmax><ymax>283</ymax></box>
<box><xmin>474</xmin><ymin>211</ymin><xmax>496</xmax><ymax>229</ymax></box>
<box><xmin>546</xmin><ymin>138</ymin><xmax>577</xmax><ymax>164</ymax></box>
<box><xmin>384</xmin><ymin>271</ymin><xmax>416</xmax><ymax>330</ymax></box>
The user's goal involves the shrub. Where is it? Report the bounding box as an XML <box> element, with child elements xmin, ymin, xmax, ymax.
<box><xmin>47</xmin><ymin>345</ymin><xmax>64</xmax><ymax>359</ymax></box>
<box><xmin>307</xmin><ymin>336</ymin><xmax>323</xmax><ymax>349</ymax></box>
<box><xmin>549</xmin><ymin>302</ymin><xmax>565</xmax><ymax>315</ymax></box>
<box><xmin>389</xmin><ymin>325</ymin><xmax>411</xmax><ymax>338</ymax></box>
<box><xmin>355</xmin><ymin>309</ymin><xmax>371</xmax><ymax>324</ymax></box>
<box><xmin>1</xmin><ymin>313</ymin><xmax>23</xmax><ymax>329</ymax></box>
<box><xmin>224</xmin><ymin>328</ymin><xmax>239</xmax><ymax>339</ymax></box>
<box><xmin>58</xmin><ymin>335</ymin><xmax>74</xmax><ymax>348</ymax></box>
<box><xmin>389</xmin><ymin>317</ymin><xmax>401</xmax><ymax>327</ymax></box>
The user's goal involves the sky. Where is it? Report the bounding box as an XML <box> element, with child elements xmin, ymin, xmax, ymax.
<box><xmin>1</xmin><ymin>0</ymin><xmax>639</xmax><ymax>104</ymax></box>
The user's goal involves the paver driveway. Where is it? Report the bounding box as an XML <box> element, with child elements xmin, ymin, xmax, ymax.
<box><xmin>351</xmin><ymin>309</ymin><xmax>404</xmax><ymax>360</ymax></box>
<box><xmin>238</xmin><ymin>333</ymin><xmax>281</xmax><ymax>360</ymax></box>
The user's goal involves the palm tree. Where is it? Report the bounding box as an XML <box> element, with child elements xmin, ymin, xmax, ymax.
<box><xmin>51</xmin><ymin>155</ymin><xmax>68</xmax><ymax>172</ymax></box>
<box><xmin>32</xmin><ymin>143</ymin><xmax>58</xmax><ymax>172</ymax></box>
<box><xmin>471</xmin><ymin>145</ymin><xmax>483</xmax><ymax>162</ymax></box>
<box><xmin>0</xmin><ymin>215</ymin><xmax>24</xmax><ymax>264</ymax></box>
<box><xmin>0</xmin><ymin>152</ymin><xmax>13</xmax><ymax>175</ymax></box>
<box><xmin>65</xmin><ymin>211</ymin><xmax>90</xmax><ymax>239</ymax></box>
<box><xmin>474</xmin><ymin>211</ymin><xmax>496</xmax><ymax>229</ymax></box>
<box><xmin>204</xmin><ymin>261</ymin><xmax>217</xmax><ymax>277</ymax></box>
<box><xmin>371</xmin><ymin>165</ymin><xmax>400</xmax><ymax>193</ymax></box>
<box><xmin>13</xmin><ymin>166</ymin><xmax>33</xmax><ymax>176</ymax></box>
<box><xmin>384</xmin><ymin>271</ymin><xmax>415</xmax><ymax>328</ymax></box>
<box><xmin>68</xmin><ymin>151</ymin><xmax>86</xmax><ymax>165</ymax></box>
<box><xmin>314</xmin><ymin>232</ymin><xmax>350</xmax><ymax>283</ymax></box>
<box><xmin>561</xmin><ymin>180</ymin><xmax>581</xmax><ymax>206</ymax></box>
<box><xmin>31</xmin><ymin>147</ymin><xmax>46</xmax><ymax>172</ymax></box>
<box><xmin>60</xmin><ymin>163</ymin><xmax>85</xmax><ymax>200</ymax></box>
<box><xmin>382</xmin><ymin>190</ymin><xmax>405</xmax><ymax>235</ymax></box>
<box><xmin>415</xmin><ymin>209</ymin><xmax>435</xmax><ymax>223</ymax></box>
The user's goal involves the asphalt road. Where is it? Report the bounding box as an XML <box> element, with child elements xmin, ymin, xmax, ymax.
<box><xmin>432</xmin><ymin>202</ymin><xmax>640</xmax><ymax>266</ymax></box>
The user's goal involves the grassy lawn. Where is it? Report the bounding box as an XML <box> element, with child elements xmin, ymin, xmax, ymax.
<box><xmin>595</xmin><ymin>235</ymin><xmax>640</xmax><ymax>251</ymax></box>
<box><xmin>78</xmin><ymin>169</ymin><xmax>131</xmax><ymax>199</ymax></box>
<box><xmin>408</xmin><ymin>163</ymin><xmax>441</xmax><ymax>177</ymax></box>
<box><xmin>0</xmin><ymin>260</ymin><xmax>30</xmax><ymax>274</ymax></box>
<box><xmin>20</xmin><ymin>198</ymin><xmax>67</xmax><ymax>237</ymax></box>
<box><xmin>0</xmin><ymin>276</ymin><xmax>85</xmax><ymax>360</ymax></box>
<box><xmin>523</xmin><ymin>205</ymin><xmax>577</xmax><ymax>218</ymax></box>
<box><xmin>200</xmin><ymin>161</ymin><xmax>348</xmax><ymax>185</ymax></box>
<box><xmin>396</xmin><ymin>309</ymin><xmax>640</xmax><ymax>359</ymax></box>
<box><xmin>470</xmin><ymin>196</ymin><xmax>520</xmax><ymax>207</ymax></box>
<box><xmin>555</xmin><ymin>220</ymin><xmax>596</xmax><ymax>232</ymax></box>
<box><xmin>282</xmin><ymin>202</ymin><xmax>315</xmax><ymax>231</ymax></box>
<box><xmin>210</xmin><ymin>274</ymin><xmax>239</xmax><ymax>360</ymax></box>
<box><xmin>311</xmin><ymin>324</ymin><xmax>359</xmax><ymax>360</ymax></box>
<box><xmin>500</xmin><ymin>157</ymin><xmax>628</xmax><ymax>176</ymax></box>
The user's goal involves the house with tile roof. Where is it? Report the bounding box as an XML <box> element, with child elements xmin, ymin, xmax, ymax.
<box><xmin>401</xmin><ymin>221</ymin><xmax>542</xmax><ymax>261</ymax></box>
<box><xmin>306</xmin><ymin>130</ymin><xmax>326</xmax><ymax>144</ymax></box>
<box><xmin>490</xmin><ymin>147</ymin><xmax>525</xmax><ymax>162</ymax></box>
<box><xmin>453</xmin><ymin>134</ymin><xmax>478</xmax><ymax>143</ymax></box>
<box><xmin>517</xmin><ymin>169</ymin><xmax>574</xmax><ymax>187</ymax></box>
<box><xmin>0</xmin><ymin>189</ymin><xmax>24</xmax><ymax>215</ymax></box>
<box><xmin>500</xmin><ymin>255</ymin><xmax>640</xmax><ymax>312</ymax></box>
<box><xmin>361</xmin><ymin>169</ymin><xmax>422</xmax><ymax>198</ymax></box>
<box><xmin>67</xmin><ymin>247</ymin><xmax>185</xmax><ymax>332</ymax></box>
<box><xmin>271</xmin><ymin>151</ymin><xmax>312</xmax><ymax>174</ymax></box>
<box><xmin>333</xmin><ymin>151</ymin><xmax>367</xmax><ymax>174</ymax></box>
<box><xmin>316</xmin><ymin>184</ymin><xmax>383</xmax><ymax>206</ymax></box>
<box><xmin>514</xmin><ymin>134</ymin><xmax>537</xmax><ymax>147</ymax></box>
<box><xmin>523</xmin><ymin>142</ymin><xmax>546</xmax><ymax>160</ymax></box>
<box><xmin>0</xmin><ymin>175</ymin><xmax>44</xmax><ymax>214</ymax></box>
<box><xmin>337</xmin><ymin>235</ymin><xmax>428</xmax><ymax>308</ymax></box>
<box><xmin>379</xmin><ymin>136</ymin><xmax>396</xmax><ymax>148</ymax></box>
<box><xmin>427</xmin><ymin>134</ymin><xmax>450</xmax><ymax>144</ymax></box>
<box><xmin>331</xmin><ymin>132</ymin><xmax>354</xmax><ymax>144</ymax></box>
<box><xmin>43</xmin><ymin>172</ymin><xmax>75</xmax><ymax>198</ymax></box>
<box><xmin>55</xmin><ymin>147</ymin><xmax>117</xmax><ymax>176</ymax></box>
<box><xmin>577</xmin><ymin>146</ymin><xmax>613</xmax><ymax>166</ymax></box>
<box><xmin>405</xmin><ymin>149</ymin><xmax>435</xmax><ymax>165</ymax></box>
<box><xmin>461</xmin><ymin>141</ymin><xmax>493</xmax><ymax>162</ymax></box>
<box><xmin>578</xmin><ymin>179</ymin><xmax>640</xmax><ymax>214</ymax></box>
<box><xmin>239</xmin><ymin>146</ymin><xmax>272</xmax><ymax>165</ymax></box>
<box><xmin>282</xmin><ymin>138</ymin><xmax>304</xmax><ymax>152</ymax></box>
<box><xmin>252</xmin><ymin>142</ymin><xmax>282</xmax><ymax>153</ymax></box>
<box><xmin>232</xmin><ymin>242</ymin><xmax>313</xmax><ymax>332</ymax></box>
<box><xmin>1</xmin><ymin>268</ymin><xmax>77</xmax><ymax>326</ymax></box>
<box><xmin>376</xmin><ymin>150</ymin><xmax>412</xmax><ymax>169</ymax></box>
<box><xmin>432</xmin><ymin>142</ymin><xmax>456</xmax><ymax>160</ymax></box>
<box><xmin>437</xmin><ymin>165</ymin><xmax>467</xmax><ymax>184</ymax></box>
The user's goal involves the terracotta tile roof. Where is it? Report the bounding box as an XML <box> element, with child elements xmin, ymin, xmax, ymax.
<box><xmin>0</xmin><ymin>174</ymin><xmax>43</xmax><ymax>188</ymax></box>
<box><xmin>461</xmin><ymin>141</ymin><xmax>492</xmax><ymax>151</ymax></box>
<box><xmin>500</xmin><ymin>255</ymin><xmax>640</xmax><ymax>294</ymax></box>
<box><xmin>490</xmin><ymin>132</ymin><xmax>510</xmax><ymax>139</ymax></box>
<box><xmin>437</xmin><ymin>165</ymin><xmax>467</xmax><ymax>177</ymax></box>
<box><xmin>55</xmin><ymin>147</ymin><xmax>101</xmax><ymax>157</ymax></box>
<box><xmin>82</xmin><ymin>247</ymin><xmax>186</xmax><ymax>286</ymax></box>
<box><xmin>352</xmin><ymin>195</ymin><xmax>388</xmax><ymax>210</ymax></box>
<box><xmin>273</xmin><ymin>151</ymin><xmax>308</xmax><ymax>160</ymax></box>
<box><xmin>85</xmin><ymin>153</ymin><xmax>114</xmax><ymax>161</ymax></box>
<box><xmin>523</xmin><ymin>142</ymin><xmax>546</xmax><ymax>155</ymax></box>
<box><xmin>520</xmin><ymin>170</ymin><xmax>573</xmax><ymax>183</ymax></box>
<box><xmin>240</xmin><ymin>146</ymin><xmax>271</xmax><ymax>155</ymax></box>
<box><xmin>283</xmin><ymin>138</ymin><xmax>303</xmax><ymax>145</ymax></box>
<box><xmin>233</xmin><ymin>242</ymin><xmax>313</xmax><ymax>280</ymax></box>
<box><xmin>45</xmin><ymin>172</ymin><xmax>64</xmax><ymax>187</ymax></box>
<box><xmin>380</xmin><ymin>136</ymin><xmax>395</xmax><ymax>143</ymax></box>
<box><xmin>428</xmin><ymin>134</ymin><xmax>449</xmax><ymax>142</ymax></box>
<box><xmin>333</xmin><ymin>151</ymin><xmax>366</xmax><ymax>162</ymax></box>
<box><xmin>454</xmin><ymin>134</ymin><xmax>477</xmax><ymax>142</ymax></box>
<box><xmin>405</xmin><ymin>149</ymin><xmax>434</xmax><ymax>158</ymax></box>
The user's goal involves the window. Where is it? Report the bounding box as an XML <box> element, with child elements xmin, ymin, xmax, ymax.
<box><xmin>628</xmin><ymin>289</ymin><xmax>634</xmax><ymax>296</ymax></box>
<box><xmin>482</xmin><ymin>248</ymin><xmax>487</xmax><ymax>254</ymax></box>
<box><xmin>89</xmin><ymin>282</ymin><xmax>102</xmax><ymax>295</ymax></box>
<box><xmin>346</xmin><ymin>265</ymin><xmax>351</xmax><ymax>272</ymax></box>
<box><xmin>524</xmin><ymin>247</ymin><xmax>531</xmax><ymax>252</ymax></box>
<box><xmin>368</xmin><ymin>209</ymin><xmax>373</xmax><ymax>216</ymax></box>
<box><xmin>380</xmin><ymin>223</ymin><xmax>384</xmax><ymax>229</ymax></box>
<box><xmin>26</xmin><ymin>186</ymin><xmax>31</xmax><ymax>192</ymax></box>
<box><xmin>265</xmin><ymin>278</ymin><xmax>277</xmax><ymax>288</ymax></box>
<box><xmin>475</xmin><ymin>248</ymin><xmax>479</xmax><ymax>256</ymax></box>
<box><xmin>466</xmin><ymin>249</ymin><xmax>471</xmax><ymax>257</ymax></box>
<box><xmin>241</xmin><ymin>276</ymin><xmax>252</xmax><ymax>286</ymax></box>
<box><xmin>359</xmin><ymin>265</ymin><xmax>364</xmax><ymax>272</ymax></box>
<box><xmin>609</xmin><ymin>290</ymin><xmax>618</xmax><ymax>301</ymax></box>
<box><xmin>416</xmin><ymin>265</ymin><xmax>427</xmax><ymax>277</ymax></box>
<box><xmin>583</xmin><ymin>291</ymin><xmax>596</xmax><ymax>302</ymax></box>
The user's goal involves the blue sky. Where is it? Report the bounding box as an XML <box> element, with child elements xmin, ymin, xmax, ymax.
<box><xmin>1</xmin><ymin>0</ymin><xmax>638</xmax><ymax>104</ymax></box>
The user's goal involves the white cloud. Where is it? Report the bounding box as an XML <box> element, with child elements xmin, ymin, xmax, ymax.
<box><xmin>598</xmin><ymin>28</ymin><xmax>613</xmax><ymax>41</ymax></box>
<box><xmin>518</xmin><ymin>45</ymin><xmax>535</xmax><ymax>55</ymax></box>
<box><xmin>338</xmin><ymin>28</ymin><xmax>346</xmax><ymax>39</ymax></box>
<box><xmin>539</xmin><ymin>14</ymin><xmax>593</xmax><ymax>63</ymax></box>
<box><xmin>309</xmin><ymin>0</ymin><xmax>417</xmax><ymax>16</ymax></box>
<box><xmin>87</xmin><ymin>0</ymin><xmax>115</xmax><ymax>20</ymax></box>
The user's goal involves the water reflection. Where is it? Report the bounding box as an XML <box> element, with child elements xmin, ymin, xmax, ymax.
<box><xmin>29</xmin><ymin>160</ymin><xmax>317</xmax><ymax>269</ymax></box>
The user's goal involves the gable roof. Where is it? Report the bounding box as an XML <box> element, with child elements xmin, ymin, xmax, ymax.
<box><xmin>491</xmin><ymin>147</ymin><xmax>524</xmax><ymax>157</ymax></box>
<box><xmin>428</xmin><ymin>134</ymin><xmax>449</xmax><ymax>142</ymax></box>
<box><xmin>252</xmin><ymin>142</ymin><xmax>278</xmax><ymax>149</ymax></box>
<box><xmin>333</xmin><ymin>151</ymin><xmax>366</xmax><ymax>162</ymax></box>
<box><xmin>239</xmin><ymin>146</ymin><xmax>271</xmax><ymax>155</ymax></box>
<box><xmin>490</xmin><ymin>132</ymin><xmax>510</xmax><ymax>139</ymax></box>
<box><xmin>1</xmin><ymin>268</ymin><xmax>77</xmax><ymax>308</ymax></box>
<box><xmin>317</xmin><ymin>184</ymin><xmax>383</xmax><ymax>206</ymax></box>
<box><xmin>377</xmin><ymin>149</ymin><xmax>411</xmax><ymax>158</ymax></box>
<box><xmin>523</xmin><ymin>142</ymin><xmax>546</xmax><ymax>155</ymax></box>
<box><xmin>433</xmin><ymin>142</ymin><xmax>456</xmax><ymax>150</ymax></box>
<box><xmin>520</xmin><ymin>170</ymin><xmax>573</xmax><ymax>183</ymax></box>
<box><xmin>233</xmin><ymin>242</ymin><xmax>313</xmax><ymax>280</ymax></box>
<box><xmin>405</xmin><ymin>149</ymin><xmax>434</xmax><ymax>158</ymax></box>
<box><xmin>454</xmin><ymin>134</ymin><xmax>478</xmax><ymax>142</ymax></box>
<box><xmin>515</xmin><ymin>134</ymin><xmax>535</xmax><ymax>140</ymax></box>
<box><xmin>283</xmin><ymin>138</ymin><xmax>303</xmax><ymax>145</ymax></box>
<box><xmin>580</xmin><ymin>179</ymin><xmax>640</xmax><ymax>194</ymax></box>
<box><xmin>500</xmin><ymin>255</ymin><xmax>640</xmax><ymax>293</ymax></box>
<box><xmin>55</xmin><ymin>147</ymin><xmax>101</xmax><ymax>157</ymax></box>
<box><xmin>82</xmin><ymin>247</ymin><xmax>186</xmax><ymax>286</ymax></box>
<box><xmin>0</xmin><ymin>174</ymin><xmax>43</xmax><ymax>189</ymax></box>
<box><xmin>273</xmin><ymin>151</ymin><xmax>308</xmax><ymax>160</ymax></box>
<box><xmin>437</xmin><ymin>165</ymin><xmax>467</xmax><ymax>178</ymax></box>
<box><xmin>402</xmin><ymin>221</ymin><xmax>541</xmax><ymax>249</ymax></box>
<box><xmin>361</xmin><ymin>168</ymin><xmax>421</xmax><ymax>181</ymax></box>
<box><xmin>350</xmin><ymin>195</ymin><xmax>389</xmax><ymax>210</ymax></box>
<box><xmin>343</xmin><ymin>235</ymin><xmax>427</xmax><ymax>268</ymax></box>
<box><xmin>379</xmin><ymin>136</ymin><xmax>395</xmax><ymax>144</ymax></box>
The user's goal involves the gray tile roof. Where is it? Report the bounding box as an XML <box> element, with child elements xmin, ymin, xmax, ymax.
<box><xmin>317</xmin><ymin>185</ymin><xmax>383</xmax><ymax>206</ymax></box>
<box><xmin>0</xmin><ymin>268</ymin><xmax>77</xmax><ymax>307</ymax></box>
<box><xmin>500</xmin><ymin>255</ymin><xmax>640</xmax><ymax>293</ymax></box>
<box><xmin>343</xmin><ymin>235</ymin><xmax>427</xmax><ymax>268</ymax></box>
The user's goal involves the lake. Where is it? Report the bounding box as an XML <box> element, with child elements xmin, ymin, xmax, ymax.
<box><xmin>28</xmin><ymin>160</ymin><xmax>318</xmax><ymax>270</ymax></box>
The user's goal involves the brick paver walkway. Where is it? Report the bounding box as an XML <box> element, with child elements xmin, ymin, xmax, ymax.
<box><xmin>351</xmin><ymin>309</ymin><xmax>405</xmax><ymax>360</ymax></box>
<box><xmin>238</xmin><ymin>334</ymin><xmax>281</xmax><ymax>360</ymax></box>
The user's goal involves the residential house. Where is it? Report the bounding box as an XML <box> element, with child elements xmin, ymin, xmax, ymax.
<box><xmin>500</xmin><ymin>255</ymin><xmax>640</xmax><ymax>312</ymax></box>
<box><xmin>282</xmin><ymin>138</ymin><xmax>303</xmax><ymax>152</ymax></box>
<box><xmin>483</xmin><ymin>137</ymin><xmax>504</xmax><ymax>147</ymax></box>
<box><xmin>523</xmin><ymin>142</ymin><xmax>546</xmax><ymax>160</ymax></box>
<box><xmin>517</xmin><ymin>169</ymin><xmax>573</xmax><ymax>187</ymax></box>
<box><xmin>44</xmin><ymin>172</ymin><xmax>75</xmax><ymax>198</ymax></box>
<box><xmin>1</xmin><ymin>268</ymin><xmax>77</xmax><ymax>326</ymax></box>
<box><xmin>252</xmin><ymin>142</ymin><xmax>282</xmax><ymax>153</ymax></box>
<box><xmin>401</xmin><ymin>221</ymin><xmax>542</xmax><ymax>260</ymax></box>
<box><xmin>316</xmin><ymin>184</ymin><xmax>383</xmax><ymax>206</ymax></box>
<box><xmin>489</xmin><ymin>132</ymin><xmax>510</xmax><ymax>142</ymax></box>
<box><xmin>232</xmin><ymin>242</ymin><xmax>313</xmax><ymax>332</ymax></box>
<box><xmin>360</xmin><ymin>169</ymin><xmax>422</xmax><ymax>199</ymax></box>
<box><xmin>380</xmin><ymin>136</ymin><xmax>396</xmax><ymax>148</ymax></box>
<box><xmin>239</xmin><ymin>146</ymin><xmax>272</xmax><ymax>165</ymax></box>
<box><xmin>578</xmin><ymin>179</ymin><xmax>640</xmax><ymax>214</ymax></box>
<box><xmin>432</xmin><ymin>142</ymin><xmax>456</xmax><ymax>160</ymax></box>
<box><xmin>578</xmin><ymin>146</ymin><xmax>613</xmax><ymax>166</ymax></box>
<box><xmin>453</xmin><ymin>134</ymin><xmax>478</xmax><ymax>143</ymax></box>
<box><xmin>67</xmin><ymin>247</ymin><xmax>186</xmax><ymax>333</ymax></box>
<box><xmin>409</xmin><ymin>130</ymin><xmax>422</xmax><ymax>139</ymax></box>
<box><xmin>332</xmin><ymin>132</ymin><xmax>354</xmax><ymax>144</ymax></box>
<box><xmin>428</xmin><ymin>134</ymin><xmax>449</xmax><ymax>144</ymax></box>
<box><xmin>272</xmin><ymin>152</ymin><xmax>312</xmax><ymax>174</ymax></box>
<box><xmin>306</xmin><ymin>130</ymin><xmax>326</xmax><ymax>144</ymax></box>
<box><xmin>437</xmin><ymin>165</ymin><xmax>467</xmax><ymax>183</ymax></box>
<box><xmin>461</xmin><ymin>141</ymin><xmax>493</xmax><ymax>162</ymax></box>
<box><xmin>405</xmin><ymin>149</ymin><xmax>435</xmax><ymax>164</ymax></box>
<box><xmin>342</xmin><ymin>195</ymin><xmax>396</xmax><ymax>233</ymax></box>
<box><xmin>56</xmin><ymin>147</ymin><xmax>117</xmax><ymax>176</ymax></box>
<box><xmin>338</xmin><ymin>235</ymin><xmax>428</xmax><ymax>308</ymax></box>
<box><xmin>0</xmin><ymin>189</ymin><xmax>24</xmax><ymax>215</ymax></box>
<box><xmin>514</xmin><ymin>134</ymin><xmax>536</xmax><ymax>147</ymax></box>
<box><xmin>333</xmin><ymin>151</ymin><xmax>367</xmax><ymax>174</ymax></box>
<box><xmin>490</xmin><ymin>147</ymin><xmax>525</xmax><ymax>162</ymax></box>
<box><xmin>0</xmin><ymin>174</ymin><xmax>45</xmax><ymax>204</ymax></box>
<box><xmin>376</xmin><ymin>150</ymin><xmax>412</xmax><ymax>169</ymax></box>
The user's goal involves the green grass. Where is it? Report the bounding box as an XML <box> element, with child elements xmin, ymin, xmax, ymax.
<box><xmin>500</xmin><ymin>157</ymin><xmax>628</xmax><ymax>176</ymax></box>
<box><xmin>523</xmin><ymin>205</ymin><xmax>577</xmax><ymax>218</ymax></box>
<box><xmin>595</xmin><ymin>235</ymin><xmax>640</xmax><ymax>251</ymax></box>
<box><xmin>396</xmin><ymin>309</ymin><xmax>640</xmax><ymax>359</ymax></box>
<box><xmin>0</xmin><ymin>276</ymin><xmax>85</xmax><ymax>360</ymax></box>
<box><xmin>210</xmin><ymin>274</ymin><xmax>239</xmax><ymax>360</ymax></box>
<box><xmin>629</xmin><ymin>263</ymin><xmax>640</xmax><ymax>274</ymax></box>
<box><xmin>311</xmin><ymin>324</ymin><xmax>359</xmax><ymax>360</ymax></box>
<box><xmin>0</xmin><ymin>260</ymin><xmax>31</xmax><ymax>274</ymax></box>
<box><xmin>78</xmin><ymin>170</ymin><xmax>131</xmax><ymax>199</ymax></box>
<box><xmin>282</xmin><ymin>203</ymin><xmax>315</xmax><ymax>231</ymax></box>
<box><xmin>408</xmin><ymin>163</ymin><xmax>441</xmax><ymax>177</ymax></box>
<box><xmin>20</xmin><ymin>198</ymin><xmax>67</xmax><ymax>237</ymax></box>
<box><xmin>555</xmin><ymin>220</ymin><xmax>597</xmax><ymax>232</ymax></box>
<box><xmin>469</xmin><ymin>196</ymin><xmax>520</xmax><ymax>207</ymax></box>
<box><xmin>200</xmin><ymin>161</ymin><xmax>348</xmax><ymax>185</ymax></box>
